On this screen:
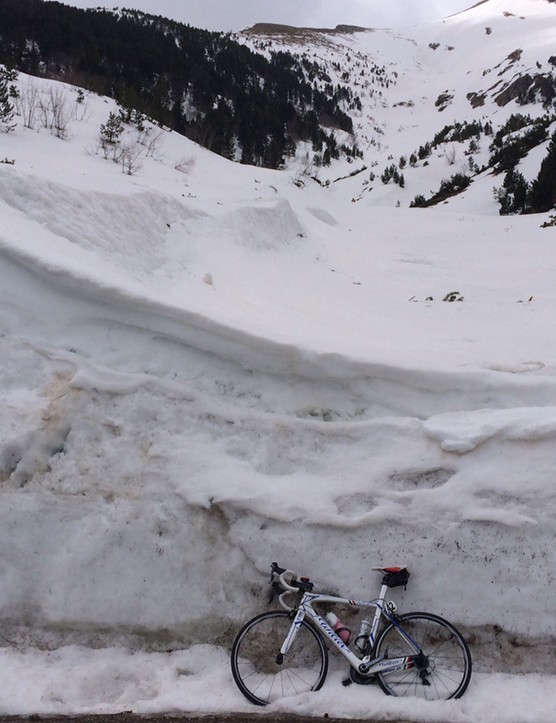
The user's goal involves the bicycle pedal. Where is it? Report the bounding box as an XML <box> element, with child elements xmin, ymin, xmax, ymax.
<box><xmin>342</xmin><ymin>677</ymin><xmax>353</xmax><ymax>687</ymax></box>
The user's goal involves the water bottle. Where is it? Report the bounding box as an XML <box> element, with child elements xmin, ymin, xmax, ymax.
<box><xmin>354</xmin><ymin>618</ymin><xmax>371</xmax><ymax>652</ymax></box>
<box><xmin>325</xmin><ymin>612</ymin><xmax>351</xmax><ymax>644</ymax></box>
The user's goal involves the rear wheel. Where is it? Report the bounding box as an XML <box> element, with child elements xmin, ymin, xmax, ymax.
<box><xmin>230</xmin><ymin>610</ymin><xmax>328</xmax><ymax>705</ymax></box>
<box><xmin>374</xmin><ymin>612</ymin><xmax>472</xmax><ymax>700</ymax></box>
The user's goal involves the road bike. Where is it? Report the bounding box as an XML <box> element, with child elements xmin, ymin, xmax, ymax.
<box><xmin>230</xmin><ymin>562</ymin><xmax>472</xmax><ymax>705</ymax></box>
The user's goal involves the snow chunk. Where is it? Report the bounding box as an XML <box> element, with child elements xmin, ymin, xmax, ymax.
<box><xmin>424</xmin><ymin>406</ymin><xmax>556</xmax><ymax>453</ymax></box>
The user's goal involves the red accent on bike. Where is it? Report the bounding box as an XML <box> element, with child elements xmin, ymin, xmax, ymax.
<box><xmin>383</xmin><ymin>567</ymin><xmax>402</xmax><ymax>573</ymax></box>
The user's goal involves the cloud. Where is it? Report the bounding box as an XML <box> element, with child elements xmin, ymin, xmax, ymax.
<box><xmin>50</xmin><ymin>0</ymin><xmax>474</xmax><ymax>31</ymax></box>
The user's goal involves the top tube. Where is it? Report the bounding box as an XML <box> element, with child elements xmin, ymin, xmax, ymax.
<box><xmin>298</xmin><ymin>582</ymin><xmax>391</xmax><ymax>609</ymax></box>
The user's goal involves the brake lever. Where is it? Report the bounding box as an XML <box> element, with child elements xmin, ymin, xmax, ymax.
<box><xmin>269</xmin><ymin>561</ymin><xmax>286</xmax><ymax>581</ymax></box>
<box><xmin>268</xmin><ymin>562</ymin><xmax>287</xmax><ymax>603</ymax></box>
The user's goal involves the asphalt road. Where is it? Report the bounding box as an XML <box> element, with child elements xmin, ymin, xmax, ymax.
<box><xmin>0</xmin><ymin>716</ymin><xmax>342</xmax><ymax>722</ymax></box>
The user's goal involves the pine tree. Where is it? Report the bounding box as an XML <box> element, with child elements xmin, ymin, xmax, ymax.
<box><xmin>495</xmin><ymin>169</ymin><xmax>529</xmax><ymax>215</ymax></box>
<box><xmin>527</xmin><ymin>130</ymin><xmax>556</xmax><ymax>213</ymax></box>
<box><xmin>0</xmin><ymin>68</ymin><xmax>16</xmax><ymax>133</ymax></box>
<box><xmin>100</xmin><ymin>111</ymin><xmax>124</xmax><ymax>145</ymax></box>
<box><xmin>99</xmin><ymin>111</ymin><xmax>124</xmax><ymax>158</ymax></box>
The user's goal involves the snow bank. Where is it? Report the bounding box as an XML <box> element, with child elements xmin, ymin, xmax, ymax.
<box><xmin>0</xmin><ymin>644</ymin><xmax>555</xmax><ymax>721</ymax></box>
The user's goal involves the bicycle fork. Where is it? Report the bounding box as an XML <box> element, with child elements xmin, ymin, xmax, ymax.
<box><xmin>277</xmin><ymin>607</ymin><xmax>306</xmax><ymax>664</ymax></box>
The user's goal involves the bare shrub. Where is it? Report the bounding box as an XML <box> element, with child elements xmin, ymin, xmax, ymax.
<box><xmin>444</xmin><ymin>144</ymin><xmax>457</xmax><ymax>165</ymax></box>
<box><xmin>17</xmin><ymin>80</ymin><xmax>41</xmax><ymax>129</ymax></box>
<box><xmin>118</xmin><ymin>141</ymin><xmax>144</xmax><ymax>175</ymax></box>
<box><xmin>138</xmin><ymin>126</ymin><xmax>165</xmax><ymax>159</ymax></box>
<box><xmin>43</xmin><ymin>87</ymin><xmax>72</xmax><ymax>139</ymax></box>
<box><xmin>72</xmin><ymin>89</ymin><xmax>90</xmax><ymax>123</ymax></box>
<box><xmin>15</xmin><ymin>81</ymin><xmax>73</xmax><ymax>138</ymax></box>
<box><xmin>174</xmin><ymin>155</ymin><xmax>196</xmax><ymax>174</ymax></box>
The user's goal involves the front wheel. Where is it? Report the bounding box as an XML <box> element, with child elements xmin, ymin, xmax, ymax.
<box><xmin>374</xmin><ymin>612</ymin><xmax>472</xmax><ymax>700</ymax></box>
<box><xmin>230</xmin><ymin>610</ymin><xmax>328</xmax><ymax>706</ymax></box>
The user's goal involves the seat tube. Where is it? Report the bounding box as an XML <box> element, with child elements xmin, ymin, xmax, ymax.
<box><xmin>370</xmin><ymin>584</ymin><xmax>389</xmax><ymax>638</ymax></box>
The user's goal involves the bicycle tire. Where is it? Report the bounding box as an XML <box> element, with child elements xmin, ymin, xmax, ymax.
<box><xmin>374</xmin><ymin>611</ymin><xmax>472</xmax><ymax>700</ymax></box>
<box><xmin>230</xmin><ymin>610</ymin><xmax>328</xmax><ymax>706</ymax></box>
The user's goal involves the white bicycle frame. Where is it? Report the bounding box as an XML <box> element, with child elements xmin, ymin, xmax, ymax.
<box><xmin>277</xmin><ymin>569</ymin><xmax>422</xmax><ymax>677</ymax></box>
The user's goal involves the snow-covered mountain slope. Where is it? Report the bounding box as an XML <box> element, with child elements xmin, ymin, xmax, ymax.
<box><xmin>1</xmin><ymin>3</ymin><xmax>556</xmax><ymax>719</ymax></box>
<box><xmin>243</xmin><ymin>0</ymin><xmax>556</xmax><ymax>194</ymax></box>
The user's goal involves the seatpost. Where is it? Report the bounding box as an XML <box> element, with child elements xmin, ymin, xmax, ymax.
<box><xmin>378</xmin><ymin>583</ymin><xmax>389</xmax><ymax>603</ymax></box>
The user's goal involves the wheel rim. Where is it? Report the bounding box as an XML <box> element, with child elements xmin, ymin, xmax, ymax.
<box><xmin>232</xmin><ymin>612</ymin><xmax>327</xmax><ymax>705</ymax></box>
<box><xmin>376</xmin><ymin>613</ymin><xmax>471</xmax><ymax>700</ymax></box>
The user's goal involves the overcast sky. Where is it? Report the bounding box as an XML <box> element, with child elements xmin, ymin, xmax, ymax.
<box><xmin>51</xmin><ymin>1</ymin><xmax>475</xmax><ymax>32</ymax></box>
